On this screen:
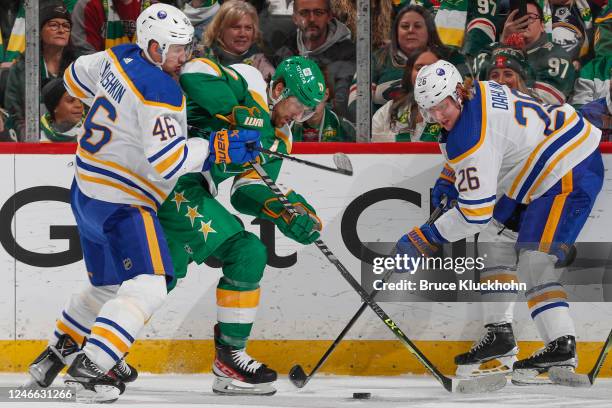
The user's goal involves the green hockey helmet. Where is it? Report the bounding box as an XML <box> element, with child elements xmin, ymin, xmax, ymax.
<box><xmin>271</xmin><ymin>56</ymin><xmax>326</xmax><ymax>110</ymax></box>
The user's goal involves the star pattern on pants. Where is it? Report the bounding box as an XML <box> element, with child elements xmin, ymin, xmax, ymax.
<box><xmin>171</xmin><ymin>191</ymin><xmax>189</xmax><ymax>211</ymax></box>
<box><xmin>185</xmin><ymin>205</ymin><xmax>203</xmax><ymax>227</ymax></box>
<box><xmin>198</xmin><ymin>219</ymin><xmax>217</xmax><ymax>242</ymax></box>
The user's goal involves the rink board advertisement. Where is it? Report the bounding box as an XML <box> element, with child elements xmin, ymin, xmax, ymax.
<box><xmin>0</xmin><ymin>143</ymin><xmax>611</xmax><ymax>376</ymax></box>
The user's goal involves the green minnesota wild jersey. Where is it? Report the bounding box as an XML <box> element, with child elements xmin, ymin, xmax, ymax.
<box><xmin>292</xmin><ymin>106</ymin><xmax>356</xmax><ymax>142</ymax></box>
<box><xmin>178</xmin><ymin>58</ymin><xmax>291</xmax><ymax>191</ymax></box>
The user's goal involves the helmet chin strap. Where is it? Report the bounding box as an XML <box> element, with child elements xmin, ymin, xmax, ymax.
<box><xmin>142</xmin><ymin>43</ymin><xmax>165</xmax><ymax>69</ymax></box>
<box><xmin>267</xmin><ymin>81</ymin><xmax>284</xmax><ymax>110</ymax></box>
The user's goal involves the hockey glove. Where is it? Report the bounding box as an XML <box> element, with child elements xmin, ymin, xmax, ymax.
<box><xmin>204</xmin><ymin>129</ymin><xmax>261</xmax><ymax>171</ymax></box>
<box><xmin>215</xmin><ymin>106</ymin><xmax>266</xmax><ymax>131</ymax></box>
<box><xmin>262</xmin><ymin>190</ymin><xmax>322</xmax><ymax>245</ymax></box>
<box><xmin>395</xmin><ymin>224</ymin><xmax>446</xmax><ymax>273</ymax></box>
<box><xmin>432</xmin><ymin>164</ymin><xmax>458</xmax><ymax>210</ymax></box>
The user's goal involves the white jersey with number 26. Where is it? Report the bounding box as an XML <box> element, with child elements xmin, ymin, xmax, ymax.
<box><xmin>434</xmin><ymin>80</ymin><xmax>601</xmax><ymax>242</ymax></box>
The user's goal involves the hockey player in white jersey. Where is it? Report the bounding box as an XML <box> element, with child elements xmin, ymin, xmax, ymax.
<box><xmin>26</xmin><ymin>3</ymin><xmax>260</xmax><ymax>403</ymax></box>
<box><xmin>395</xmin><ymin>60</ymin><xmax>603</xmax><ymax>385</ymax></box>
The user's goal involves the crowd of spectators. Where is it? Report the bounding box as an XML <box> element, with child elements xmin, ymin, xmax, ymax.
<box><xmin>0</xmin><ymin>0</ymin><xmax>610</xmax><ymax>143</ymax></box>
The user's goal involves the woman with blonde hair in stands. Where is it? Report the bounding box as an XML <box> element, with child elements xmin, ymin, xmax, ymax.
<box><xmin>201</xmin><ymin>0</ymin><xmax>275</xmax><ymax>82</ymax></box>
<box><xmin>478</xmin><ymin>36</ymin><xmax>539</xmax><ymax>101</ymax></box>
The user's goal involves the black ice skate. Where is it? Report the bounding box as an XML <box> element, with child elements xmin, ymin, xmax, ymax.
<box><xmin>110</xmin><ymin>354</ymin><xmax>138</xmax><ymax>383</ymax></box>
<box><xmin>28</xmin><ymin>334</ymin><xmax>80</xmax><ymax>388</ymax></box>
<box><xmin>64</xmin><ymin>353</ymin><xmax>125</xmax><ymax>403</ymax></box>
<box><xmin>512</xmin><ymin>335</ymin><xmax>577</xmax><ymax>386</ymax></box>
<box><xmin>212</xmin><ymin>334</ymin><xmax>277</xmax><ymax>395</ymax></box>
<box><xmin>455</xmin><ymin>323</ymin><xmax>519</xmax><ymax>378</ymax></box>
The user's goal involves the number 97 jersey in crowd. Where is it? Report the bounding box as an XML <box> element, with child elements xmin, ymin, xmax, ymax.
<box><xmin>434</xmin><ymin>80</ymin><xmax>603</xmax><ymax>246</ymax></box>
<box><xmin>63</xmin><ymin>43</ymin><xmax>210</xmax><ymax>211</ymax></box>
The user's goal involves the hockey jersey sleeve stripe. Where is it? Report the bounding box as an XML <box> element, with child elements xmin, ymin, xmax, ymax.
<box><xmin>457</xmin><ymin>195</ymin><xmax>496</xmax><ymax>205</ymax></box>
<box><xmin>459</xmin><ymin>205</ymin><xmax>494</xmax><ymax>217</ymax></box>
<box><xmin>153</xmin><ymin>144</ymin><xmax>186</xmax><ymax>175</ymax></box>
<box><xmin>520</xmin><ymin>119</ymin><xmax>587</xmax><ymax>202</ymax></box>
<box><xmin>457</xmin><ymin>207</ymin><xmax>491</xmax><ymax>224</ymax></box>
<box><xmin>250</xmin><ymin>90</ymin><xmax>270</xmax><ymax>113</ymax></box>
<box><xmin>76</xmin><ymin>157</ymin><xmax>162</xmax><ymax>207</ymax></box>
<box><xmin>508</xmin><ymin>113</ymin><xmax>577</xmax><ymax>199</ymax></box>
<box><xmin>275</xmin><ymin>128</ymin><xmax>292</xmax><ymax>154</ymax></box>
<box><xmin>480</xmin><ymin>273</ymin><xmax>520</xmax><ymax>284</ymax></box>
<box><xmin>163</xmin><ymin>146</ymin><xmax>189</xmax><ymax>180</ymax></box>
<box><xmin>79</xmin><ymin>147</ymin><xmax>166</xmax><ymax>199</ymax></box>
<box><xmin>70</xmin><ymin>63</ymin><xmax>95</xmax><ymax>96</ymax></box>
<box><xmin>64</xmin><ymin>65</ymin><xmax>89</xmax><ymax>99</ymax></box>
<box><xmin>108</xmin><ymin>49</ymin><xmax>185</xmax><ymax>111</ymax></box>
<box><xmin>147</xmin><ymin>136</ymin><xmax>186</xmax><ymax>163</ymax></box>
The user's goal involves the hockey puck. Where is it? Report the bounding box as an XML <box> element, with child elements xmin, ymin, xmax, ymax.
<box><xmin>352</xmin><ymin>392</ymin><xmax>371</xmax><ymax>399</ymax></box>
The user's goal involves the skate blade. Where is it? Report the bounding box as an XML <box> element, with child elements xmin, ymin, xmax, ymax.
<box><xmin>456</xmin><ymin>355</ymin><xmax>517</xmax><ymax>378</ymax></box>
<box><xmin>64</xmin><ymin>380</ymin><xmax>121</xmax><ymax>403</ymax></box>
<box><xmin>452</xmin><ymin>373</ymin><xmax>507</xmax><ymax>393</ymax></box>
<box><xmin>511</xmin><ymin>368</ymin><xmax>552</xmax><ymax>386</ymax></box>
<box><xmin>212</xmin><ymin>376</ymin><xmax>276</xmax><ymax>396</ymax></box>
<box><xmin>549</xmin><ymin>366</ymin><xmax>591</xmax><ymax>387</ymax></box>
<box><xmin>19</xmin><ymin>377</ymin><xmax>45</xmax><ymax>389</ymax></box>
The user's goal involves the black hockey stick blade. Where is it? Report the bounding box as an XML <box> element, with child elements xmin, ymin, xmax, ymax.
<box><xmin>288</xmin><ymin>364</ymin><xmax>309</xmax><ymax>388</ymax></box>
<box><xmin>452</xmin><ymin>374</ymin><xmax>507</xmax><ymax>393</ymax></box>
<box><xmin>332</xmin><ymin>153</ymin><xmax>353</xmax><ymax>176</ymax></box>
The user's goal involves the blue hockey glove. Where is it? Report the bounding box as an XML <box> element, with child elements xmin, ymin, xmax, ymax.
<box><xmin>432</xmin><ymin>164</ymin><xmax>458</xmax><ymax>210</ymax></box>
<box><xmin>395</xmin><ymin>224</ymin><xmax>446</xmax><ymax>273</ymax></box>
<box><xmin>204</xmin><ymin>129</ymin><xmax>261</xmax><ymax>171</ymax></box>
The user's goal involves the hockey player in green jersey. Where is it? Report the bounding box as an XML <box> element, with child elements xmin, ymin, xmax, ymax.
<box><xmin>157</xmin><ymin>55</ymin><xmax>325</xmax><ymax>396</ymax></box>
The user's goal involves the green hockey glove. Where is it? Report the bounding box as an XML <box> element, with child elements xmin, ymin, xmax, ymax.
<box><xmin>262</xmin><ymin>190</ymin><xmax>322</xmax><ymax>244</ymax></box>
<box><xmin>215</xmin><ymin>105</ymin><xmax>265</xmax><ymax>131</ymax></box>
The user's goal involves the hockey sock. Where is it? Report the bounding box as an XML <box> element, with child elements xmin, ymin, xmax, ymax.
<box><xmin>519</xmin><ymin>250</ymin><xmax>575</xmax><ymax>344</ymax></box>
<box><xmin>526</xmin><ymin>282</ymin><xmax>576</xmax><ymax>344</ymax></box>
<box><xmin>52</xmin><ymin>284</ymin><xmax>119</xmax><ymax>348</ymax></box>
<box><xmin>214</xmin><ymin>232</ymin><xmax>266</xmax><ymax>348</ymax></box>
<box><xmin>480</xmin><ymin>267</ymin><xmax>518</xmax><ymax>325</ymax></box>
<box><xmin>83</xmin><ymin>274</ymin><xmax>167</xmax><ymax>371</ymax></box>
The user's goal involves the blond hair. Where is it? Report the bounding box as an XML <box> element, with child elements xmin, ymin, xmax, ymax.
<box><xmin>203</xmin><ymin>0</ymin><xmax>262</xmax><ymax>49</ymax></box>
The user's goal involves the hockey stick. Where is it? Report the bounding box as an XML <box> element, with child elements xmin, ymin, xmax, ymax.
<box><xmin>187</xmin><ymin>125</ymin><xmax>353</xmax><ymax>175</ymax></box>
<box><xmin>255</xmin><ymin>147</ymin><xmax>353</xmax><ymax>176</ymax></box>
<box><xmin>289</xmin><ymin>197</ymin><xmax>448</xmax><ymax>388</ymax></box>
<box><xmin>248</xmin><ymin>161</ymin><xmax>506</xmax><ymax>393</ymax></box>
<box><xmin>549</xmin><ymin>328</ymin><xmax>612</xmax><ymax>387</ymax></box>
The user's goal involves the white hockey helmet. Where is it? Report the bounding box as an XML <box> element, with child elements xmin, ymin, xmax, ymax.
<box><xmin>414</xmin><ymin>60</ymin><xmax>463</xmax><ymax>111</ymax></box>
<box><xmin>136</xmin><ymin>3</ymin><xmax>194</xmax><ymax>66</ymax></box>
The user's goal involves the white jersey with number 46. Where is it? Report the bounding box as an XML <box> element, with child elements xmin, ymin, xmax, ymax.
<box><xmin>64</xmin><ymin>43</ymin><xmax>209</xmax><ymax>211</ymax></box>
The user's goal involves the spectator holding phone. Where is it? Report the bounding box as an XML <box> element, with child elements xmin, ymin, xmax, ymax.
<box><xmin>500</xmin><ymin>0</ymin><xmax>576</xmax><ymax>104</ymax></box>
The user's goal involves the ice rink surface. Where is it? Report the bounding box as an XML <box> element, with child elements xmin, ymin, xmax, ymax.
<box><xmin>1</xmin><ymin>373</ymin><xmax>611</xmax><ymax>408</ymax></box>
